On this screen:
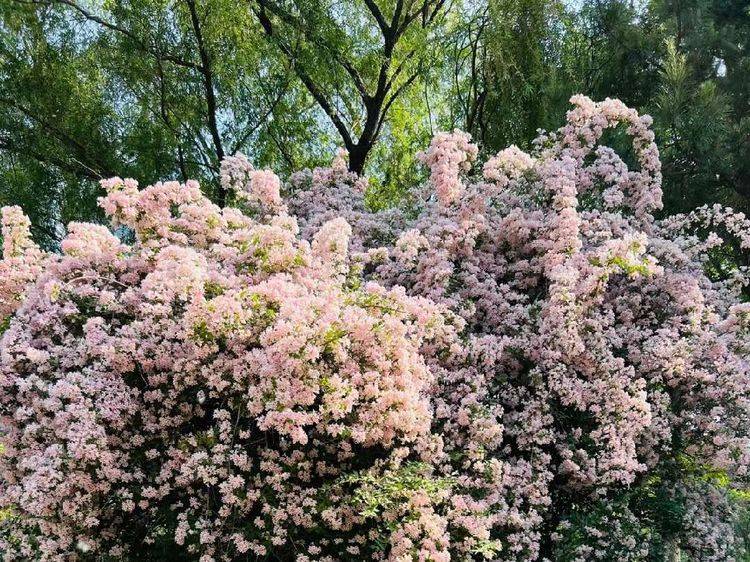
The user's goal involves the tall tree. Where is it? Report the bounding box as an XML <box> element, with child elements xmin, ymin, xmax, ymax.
<box><xmin>652</xmin><ymin>0</ymin><xmax>750</xmax><ymax>211</ymax></box>
<box><xmin>251</xmin><ymin>0</ymin><xmax>451</xmax><ymax>174</ymax></box>
<box><xmin>0</xmin><ymin>0</ymin><xmax>313</xmax><ymax>237</ymax></box>
<box><xmin>652</xmin><ymin>41</ymin><xmax>735</xmax><ymax>213</ymax></box>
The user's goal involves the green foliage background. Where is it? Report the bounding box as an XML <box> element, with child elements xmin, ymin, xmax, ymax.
<box><xmin>1</xmin><ymin>0</ymin><xmax>749</xmax><ymax>248</ymax></box>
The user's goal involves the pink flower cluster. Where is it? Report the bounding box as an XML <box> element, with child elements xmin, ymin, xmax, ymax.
<box><xmin>415</xmin><ymin>129</ymin><xmax>478</xmax><ymax>207</ymax></box>
<box><xmin>286</xmin><ymin>151</ymin><xmax>405</xmax><ymax>253</ymax></box>
<box><xmin>1</xmin><ymin>95</ymin><xmax>749</xmax><ymax>561</ymax></box>
<box><xmin>288</xmin><ymin>95</ymin><xmax>750</xmax><ymax>560</ymax></box>
<box><xmin>0</xmin><ymin>206</ymin><xmax>45</xmax><ymax>321</ymax></box>
<box><xmin>0</xmin><ymin>178</ymin><xmax>453</xmax><ymax>560</ymax></box>
<box><xmin>220</xmin><ymin>152</ymin><xmax>285</xmax><ymax>214</ymax></box>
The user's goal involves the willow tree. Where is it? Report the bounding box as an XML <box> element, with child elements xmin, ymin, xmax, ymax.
<box><xmin>251</xmin><ymin>0</ymin><xmax>452</xmax><ymax>174</ymax></box>
<box><xmin>0</xmin><ymin>0</ymin><xmax>316</xmax><ymax>239</ymax></box>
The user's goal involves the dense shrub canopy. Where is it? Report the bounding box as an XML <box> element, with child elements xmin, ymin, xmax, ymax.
<box><xmin>1</xmin><ymin>96</ymin><xmax>749</xmax><ymax>561</ymax></box>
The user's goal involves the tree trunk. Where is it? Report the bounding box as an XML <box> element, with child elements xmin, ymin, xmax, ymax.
<box><xmin>348</xmin><ymin>142</ymin><xmax>370</xmax><ymax>175</ymax></box>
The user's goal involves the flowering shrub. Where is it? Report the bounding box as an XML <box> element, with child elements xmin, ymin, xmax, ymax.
<box><xmin>1</xmin><ymin>95</ymin><xmax>749</xmax><ymax>561</ymax></box>
<box><xmin>0</xmin><ymin>176</ymin><xmax>457</xmax><ymax>560</ymax></box>
<box><xmin>289</xmin><ymin>95</ymin><xmax>750</xmax><ymax>561</ymax></box>
<box><xmin>0</xmin><ymin>207</ymin><xmax>45</xmax><ymax>323</ymax></box>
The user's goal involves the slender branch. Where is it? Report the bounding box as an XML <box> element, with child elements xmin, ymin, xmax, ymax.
<box><xmin>154</xmin><ymin>59</ymin><xmax>188</xmax><ymax>180</ymax></box>
<box><xmin>340</xmin><ymin>59</ymin><xmax>370</xmax><ymax>99</ymax></box>
<box><xmin>184</xmin><ymin>0</ymin><xmax>224</xmax><ymax>163</ymax></box>
<box><xmin>360</xmin><ymin>0</ymin><xmax>389</xmax><ymax>37</ymax></box>
<box><xmin>251</xmin><ymin>0</ymin><xmax>370</xmax><ymax>101</ymax></box>
<box><xmin>399</xmin><ymin>0</ymin><xmax>445</xmax><ymax>36</ymax></box>
<box><xmin>385</xmin><ymin>48</ymin><xmax>416</xmax><ymax>91</ymax></box>
<box><xmin>0</xmin><ymin>135</ymin><xmax>105</xmax><ymax>180</ymax></box>
<box><xmin>231</xmin><ymin>78</ymin><xmax>290</xmax><ymax>154</ymax></box>
<box><xmin>253</xmin><ymin>2</ymin><xmax>355</xmax><ymax>149</ymax></box>
<box><xmin>267</xmin><ymin>127</ymin><xmax>295</xmax><ymax>169</ymax></box>
<box><xmin>375</xmin><ymin>69</ymin><xmax>419</xmax><ymax>139</ymax></box>
<box><xmin>12</xmin><ymin>0</ymin><xmax>202</xmax><ymax>71</ymax></box>
<box><xmin>0</xmin><ymin>97</ymin><xmax>117</xmax><ymax>177</ymax></box>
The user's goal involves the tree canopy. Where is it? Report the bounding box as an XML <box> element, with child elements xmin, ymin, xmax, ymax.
<box><xmin>2</xmin><ymin>0</ymin><xmax>749</xmax><ymax>247</ymax></box>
